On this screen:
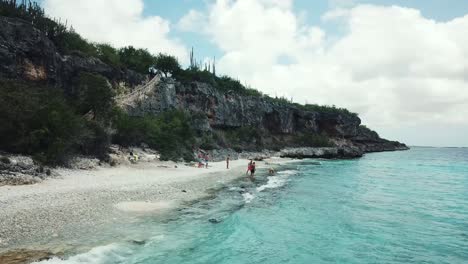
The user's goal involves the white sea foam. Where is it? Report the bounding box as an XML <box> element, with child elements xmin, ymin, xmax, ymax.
<box><xmin>256</xmin><ymin>176</ymin><xmax>288</xmax><ymax>192</ymax></box>
<box><xmin>242</xmin><ymin>192</ymin><xmax>255</xmax><ymax>203</ymax></box>
<box><xmin>34</xmin><ymin>243</ymin><xmax>131</xmax><ymax>264</ymax></box>
<box><xmin>256</xmin><ymin>170</ymin><xmax>298</xmax><ymax>192</ymax></box>
<box><xmin>229</xmin><ymin>186</ymin><xmax>243</xmax><ymax>192</ymax></box>
<box><xmin>277</xmin><ymin>170</ymin><xmax>298</xmax><ymax>175</ymax></box>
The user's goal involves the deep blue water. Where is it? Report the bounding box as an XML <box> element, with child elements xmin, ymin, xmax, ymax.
<box><xmin>41</xmin><ymin>147</ymin><xmax>468</xmax><ymax>264</ymax></box>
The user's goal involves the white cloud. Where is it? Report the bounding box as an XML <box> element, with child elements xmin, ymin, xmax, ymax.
<box><xmin>177</xmin><ymin>9</ymin><xmax>206</xmax><ymax>32</ymax></box>
<box><xmin>321</xmin><ymin>8</ymin><xmax>350</xmax><ymax>21</ymax></box>
<box><xmin>43</xmin><ymin>0</ymin><xmax>188</xmax><ymax>62</ymax></box>
<box><xmin>179</xmin><ymin>1</ymin><xmax>468</xmax><ymax>145</ymax></box>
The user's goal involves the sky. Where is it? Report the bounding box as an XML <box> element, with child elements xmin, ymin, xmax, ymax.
<box><xmin>40</xmin><ymin>0</ymin><xmax>468</xmax><ymax>147</ymax></box>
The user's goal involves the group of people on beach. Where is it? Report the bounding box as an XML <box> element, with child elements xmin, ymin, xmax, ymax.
<box><xmin>197</xmin><ymin>151</ymin><xmax>210</xmax><ymax>168</ymax></box>
<box><xmin>246</xmin><ymin>160</ymin><xmax>256</xmax><ymax>177</ymax></box>
<box><xmin>228</xmin><ymin>157</ymin><xmax>275</xmax><ymax>178</ymax></box>
<box><xmin>127</xmin><ymin>148</ymin><xmax>276</xmax><ymax>178</ymax></box>
<box><xmin>227</xmin><ymin>156</ymin><xmax>257</xmax><ymax>177</ymax></box>
<box><xmin>129</xmin><ymin>147</ymin><xmax>275</xmax><ymax>178</ymax></box>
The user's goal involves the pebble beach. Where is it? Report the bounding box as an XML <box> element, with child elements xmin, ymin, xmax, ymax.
<box><xmin>0</xmin><ymin>158</ymin><xmax>260</xmax><ymax>255</ymax></box>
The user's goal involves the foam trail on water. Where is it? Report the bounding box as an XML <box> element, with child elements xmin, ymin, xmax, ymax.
<box><xmin>257</xmin><ymin>170</ymin><xmax>298</xmax><ymax>192</ymax></box>
<box><xmin>229</xmin><ymin>186</ymin><xmax>243</xmax><ymax>192</ymax></box>
<box><xmin>277</xmin><ymin>170</ymin><xmax>298</xmax><ymax>176</ymax></box>
<box><xmin>242</xmin><ymin>192</ymin><xmax>255</xmax><ymax>203</ymax></box>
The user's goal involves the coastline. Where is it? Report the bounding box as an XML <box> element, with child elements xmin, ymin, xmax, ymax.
<box><xmin>0</xmin><ymin>145</ymin><xmax>409</xmax><ymax>262</ymax></box>
<box><xmin>0</xmin><ymin>157</ymin><xmax>288</xmax><ymax>258</ymax></box>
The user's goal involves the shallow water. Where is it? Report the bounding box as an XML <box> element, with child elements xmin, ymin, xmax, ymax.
<box><xmin>39</xmin><ymin>147</ymin><xmax>468</xmax><ymax>264</ymax></box>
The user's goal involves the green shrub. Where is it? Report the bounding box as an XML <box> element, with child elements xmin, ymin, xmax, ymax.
<box><xmin>0</xmin><ymin>0</ymin><xmax>67</xmax><ymax>44</ymax></box>
<box><xmin>215</xmin><ymin>76</ymin><xmax>262</xmax><ymax>97</ymax></box>
<box><xmin>294</xmin><ymin>133</ymin><xmax>334</xmax><ymax>147</ymax></box>
<box><xmin>95</xmin><ymin>43</ymin><xmax>121</xmax><ymax>67</ymax></box>
<box><xmin>0</xmin><ymin>79</ymin><xmax>87</xmax><ymax>164</ymax></box>
<box><xmin>199</xmin><ymin>134</ymin><xmax>217</xmax><ymax>150</ymax></box>
<box><xmin>72</xmin><ymin>72</ymin><xmax>115</xmax><ymax>121</ymax></box>
<box><xmin>174</xmin><ymin>68</ymin><xmax>216</xmax><ymax>86</ymax></box>
<box><xmin>223</xmin><ymin>126</ymin><xmax>264</xmax><ymax>150</ymax></box>
<box><xmin>55</xmin><ymin>30</ymin><xmax>98</xmax><ymax>56</ymax></box>
<box><xmin>0</xmin><ymin>78</ymin><xmax>113</xmax><ymax>165</ymax></box>
<box><xmin>154</xmin><ymin>53</ymin><xmax>181</xmax><ymax>77</ymax></box>
<box><xmin>118</xmin><ymin>46</ymin><xmax>156</xmax><ymax>74</ymax></box>
<box><xmin>265</xmin><ymin>96</ymin><xmax>292</xmax><ymax>105</ymax></box>
<box><xmin>79</xmin><ymin>121</ymin><xmax>112</xmax><ymax>158</ymax></box>
<box><xmin>297</xmin><ymin>104</ymin><xmax>358</xmax><ymax>118</ymax></box>
<box><xmin>112</xmin><ymin>109</ymin><xmax>195</xmax><ymax>161</ymax></box>
<box><xmin>173</xmin><ymin>70</ymin><xmax>262</xmax><ymax>97</ymax></box>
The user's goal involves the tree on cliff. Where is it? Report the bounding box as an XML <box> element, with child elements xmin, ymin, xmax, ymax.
<box><xmin>95</xmin><ymin>44</ymin><xmax>120</xmax><ymax>67</ymax></box>
<box><xmin>118</xmin><ymin>46</ymin><xmax>156</xmax><ymax>74</ymax></box>
<box><xmin>74</xmin><ymin>72</ymin><xmax>114</xmax><ymax>121</ymax></box>
<box><xmin>154</xmin><ymin>53</ymin><xmax>181</xmax><ymax>77</ymax></box>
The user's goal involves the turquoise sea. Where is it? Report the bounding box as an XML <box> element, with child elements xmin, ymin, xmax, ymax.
<box><xmin>41</xmin><ymin>147</ymin><xmax>468</xmax><ymax>264</ymax></box>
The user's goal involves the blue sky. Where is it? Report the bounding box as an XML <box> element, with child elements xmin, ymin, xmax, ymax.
<box><xmin>39</xmin><ymin>0</ymin><xmax>468</xmax><ymax>60</ymax></box>
<box><xmin>141</xmin><ymin>0</ymin><xmax>468</xmax><ymax>60</ymax></box>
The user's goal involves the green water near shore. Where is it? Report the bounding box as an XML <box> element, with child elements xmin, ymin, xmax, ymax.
<box><xmin>39</xmin><ymin>147</ymin><xmax>468</xmax><ymax>264</ymax></box>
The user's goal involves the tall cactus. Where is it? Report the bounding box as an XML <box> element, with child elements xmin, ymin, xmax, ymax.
<box><xmin>212</xmin><ymin>56</ymin><xmax>216</xmax><ymax>76</ymax></box>
<box><xmin>190</xmin><ymin>47</ymin><xmax>194</xmax><ymax>69</ymax></box>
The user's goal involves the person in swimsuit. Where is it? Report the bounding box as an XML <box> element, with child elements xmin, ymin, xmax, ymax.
<box><xmin>268</xmin><ymin>168</ymin><xmax>275</xmax><ymax>175</ymax></box>
<box><xmin>250</xmin><ymin>162</ymin><xmax>256</xmax><ymax>177</ymax></box>
<box><xmin>246</xmin><ymin>160</ymin><xmax>253</xmax><ymax>175</ymax></box>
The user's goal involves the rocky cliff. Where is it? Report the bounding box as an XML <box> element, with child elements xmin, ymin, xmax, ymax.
<box><xmin>0</xmin><ymin>16</ymin><xmax>145</xmax><ymax>92</ymax></box>
<box><xmin>118</xmin><ymin>77</ymin><xmax>408</xmax><ymax>157</ymax></box>
<box><xmin>0</xmin><ymin>15</ymin><xmax>408</xmax><ymax>160</ymax></box>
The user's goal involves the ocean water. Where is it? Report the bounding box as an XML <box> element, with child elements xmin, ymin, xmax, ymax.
<box><xmin>39</xmin><ymin>147</ymin><xmax>468</xmax><ymax>264</ymax></box>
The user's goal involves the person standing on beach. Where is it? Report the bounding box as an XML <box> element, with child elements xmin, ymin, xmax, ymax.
<box><xmin>226</xmin><ymin>155</ymin><xmax>230</xmax><ymax>169</ymax></box>
<box><xmin>205</xmin><ymin>154</ymin><xmax>210</xmax><ymax>169</ymax></box>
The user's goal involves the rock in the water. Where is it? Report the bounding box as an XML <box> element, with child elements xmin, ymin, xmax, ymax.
<box><xmin>130</xmin><ymin>240</ymin><xmax>147</xmax><ymax>245</ymax></box>
<box><xmin>209</xmin><ymin>218</ymin><xmax>222</xmax><ymax>224</ymax></box>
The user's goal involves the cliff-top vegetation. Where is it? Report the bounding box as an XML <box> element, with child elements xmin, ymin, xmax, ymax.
<box><xmin>0</xmin><ymin>0</ymin><xmax>359</xmax><ymax>118</ymax></box>
<box><xmin>0</xmin><ymin>0</ymin><xmax>357</xmax><ymax>165</ymax></box>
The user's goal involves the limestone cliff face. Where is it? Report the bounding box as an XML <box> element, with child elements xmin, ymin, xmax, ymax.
<box><xmin>123</xmin><ymin>79</ymin><xmax>358</xmax><ymax>136</ymax></box>
<box><xmin>0</xmin><ymin>16</ymin><xmax>145</xmax><ymax>92</ymax></box>
<box><xmin>120</xmin><ymin>78</ymin><xmax>408</xmax><ymax>157</ymax></box>
<box><xmin>1</xmin><ymin>16</ymin><xmax>408</xmax><ymax>158</ymax></box>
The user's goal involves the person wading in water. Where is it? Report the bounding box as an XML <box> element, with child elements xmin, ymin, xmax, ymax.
<box><xmin>246</xmin><ymin>160</ymin><xmax>253</xmax><ymax>175</ymax></box>
<box><xmin>250</xmin><ymin>162</ymin><xmax>256</xmax><ymax>177</ymax></box>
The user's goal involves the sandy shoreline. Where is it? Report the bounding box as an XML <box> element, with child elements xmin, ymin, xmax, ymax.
<box><xmin>0</xmin><ymin>158</ymin><xmax>287</xmax><ymax>255</ymax></box>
